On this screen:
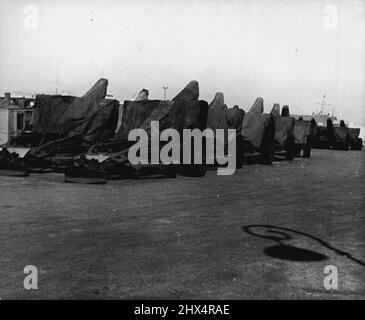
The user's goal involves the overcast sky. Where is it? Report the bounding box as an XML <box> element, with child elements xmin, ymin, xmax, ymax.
<box><xmin>0</xmin><ymin>0</ymin><xmax>364</xmax><ymax>126</ymax></box>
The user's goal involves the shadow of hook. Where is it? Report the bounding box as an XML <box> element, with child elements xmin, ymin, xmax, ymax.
<box><xmin>243</xmin><ymin>224</ymin><xmax>365</xmax><ymax>267</ymax></box>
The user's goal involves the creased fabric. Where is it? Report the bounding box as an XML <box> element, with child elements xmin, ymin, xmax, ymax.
<box><xmin>31</xmin><ymin>78</ymin><xmax>118</xmax><ymax>144</ymax></box>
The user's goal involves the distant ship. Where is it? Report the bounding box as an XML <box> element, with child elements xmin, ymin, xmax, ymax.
<box><xmin>291</xmin><ymin>94</ymin><xmax>364</xmax><ymax>140</ymax></box>
<box><xmin>292</xmin><ymin>94</ymin><xmax>340</xmax><ymax>126</ymax></box>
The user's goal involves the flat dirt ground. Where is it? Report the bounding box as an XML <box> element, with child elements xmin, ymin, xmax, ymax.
<box><xmin>0</xmin><ymin>149</ymin><xmax>364</xmax><ymax>299</ymax></box>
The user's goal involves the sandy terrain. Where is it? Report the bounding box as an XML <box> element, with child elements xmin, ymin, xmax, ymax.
<box><xmin>0</xmin><ymin>149</ymin><xmax>364</xmax><ymax>299</ymax></box>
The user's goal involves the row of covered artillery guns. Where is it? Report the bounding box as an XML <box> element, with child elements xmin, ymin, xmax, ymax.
<box><xmin>314</xmin><ymin>118</ymin><xmax>363</xmax><ymax>151</ymax></box>
<box><xmin>0</xmin><ymin>79</ymin><xmax>362</xmax><ymax>182</ymax></box>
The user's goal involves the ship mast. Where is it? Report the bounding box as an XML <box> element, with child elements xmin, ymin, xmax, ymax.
<box><xmin>317</xmin><ymin>94</ymin><xmax>331</xmax><ymax>116</ymax></box>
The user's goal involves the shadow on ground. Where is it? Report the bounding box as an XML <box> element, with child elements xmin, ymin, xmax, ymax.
<box><xmin>243</xmin><ymin>224</ymin><xmax>365</xmax><ymax>267</ymax></box>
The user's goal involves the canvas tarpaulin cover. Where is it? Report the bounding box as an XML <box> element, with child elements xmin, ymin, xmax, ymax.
<box><xmin>206</xmin><ymin>93</ymin><xmax>245</xmax><ymax>160</ymax></box>
<box><xmin>333</xmin><ymin>126</ymin><xmax>348</xmax><ymax>143</ymax></box>
<box><xmin>316</xmin><ymin>126</ymin><xmax>331</xmax><ymax>144</ymax></box>
<box><xmin>172</xmin><ymin>81</ymin><xmax>208</xmax><ymax>131</ymax></box>
<box><xmin>207</xmin><ymin>93</ymin><xmax>245</xmax><ymax>133</ymax></box>
<box><xmin>269</xmin><ymin>104</ymin><xmax>295</xmax><ymax>147</ymax></box>
<box><xmin>207</xmin><ymin>93</ymin><xmax>229</xmax><ymax>131</ymax></box>
<box><xmin>22</xmin><ymin>79</ymin><xmax>119</xmax><ymax>167</ymax></box>
<box><xmin>347</xmin><ymin>128</ymin><xmax>360</xmax><ymax>143</ymax></box>
<box><xmin>31</xmin><ymin>78</ymin><xmax>119</xmax><ymax>144</ymax></box>
<box><xmin>315</xmin><ymin>118</ymin><xmax>335</xmax><ymax>147</ymax></box>
<box><xmin>272</xmin><ymin>117</ymin><xmax>295</xmax><ymax>147</ymax></box>
<box><xmin>346</xmin><ymin>128</ymin><xmax>362</xmax><ymax>149</ymax></box>
<box><xmin>270</xmin><ymin>104</ymin><xmax>280</xmax><ymax>117</ymax></box>
<box><xmin>227</xmin><ymin>106</ymin><xmax>245</xmax><ymax>133</ymax></box>
<box><xmin>115</xmin><ymin>100</ymin><xmax>182</xmax><ymax>140</ymax></box>
<box><xmin>281</xmin><ymin>105</ymin><xmax>290</xmax><ymax>117</ymax></box>
<box><xmin>173</xmin><ymin>80</ymin><xmax>200</xmax><ymax>102</ymax></box>
<box><xmin>241</xmin><ymin>98</ymin><xmax>272</xmax><ymax>148</ymax></box>
<box><xmin>294</xmin><ymin>120</ymin><xmax>315</xmax><ymax>144</ymax></box>
<box><xmin>114</xmin><ymin>81</ymin><xmax>207</xmax><ymax>141</ymax></box>
<box><xmin>106</xmin><ymin>81</ymin><xmax>208</xmax><ymax>164</ymax></box>
<box><xmin>249</xmin><ymin>97</ymin><xmax>264</xmax><ymax>113</ymax></box>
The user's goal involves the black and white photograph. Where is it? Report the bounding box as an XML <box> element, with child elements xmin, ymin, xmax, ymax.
<box><xmin>0</xmin><ymin>0</ymin><xmax>364</xmax><ymax>306</ymax></box>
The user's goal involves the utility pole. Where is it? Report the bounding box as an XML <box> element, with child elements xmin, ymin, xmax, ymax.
<box><xmin>162</xmin><ymin>86</ymin><xmax>168</xmax><ymax>100</ymax></box>
<box><xmin>56</xmin><ymin>63</ymin><xmax>59</xmax><ymax>95</ymax></box>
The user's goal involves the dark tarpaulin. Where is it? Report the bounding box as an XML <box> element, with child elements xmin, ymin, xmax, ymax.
<box><xmin>115</xmin><ymin>100</ymin><xmax>182</xmax><ymax>140</ymax></box>
<box><xmin>83</xmin><ymin>78</ymin><xmax>108</xmax><ymax>100</ymax></box>
<box><xmin>273</xmin><ymin>117</ymin><xmax>295</xmax><ymax>147</ymax></box>
<box><xmin>347</xmin><ymin>128</ymin><xmax>362</xmax><ymax>150</ymax></box>
<box><xmin>105</xmin><ymin>81</ymin><xmax>208</xmax><ymax>165</ymax></box>
<box><xmin>172</xmin><ymin>80</ymin><xmax>199</xmax><ymax>102</ymax></box>
<box><xmin>282</xmin><ymin>105</ymin><xmax>290</xmax><ymax>117</ymax></box>
<box><xmin>331</xmin><ymin>125</ymin><xmax>351</xmax><ymax>150</ymax></box>
<box><xmin>32</xmin><ymin>95</ymin><xmax>76</xmax><ymax>135</ymax></box>
<box><xmin>227</xmin><ymin>106</ymin><xmax>245</xmax><ymax>133</ymax></box>
<box><xmin>294</xmin><ymin>119</ymin><xmax>316</xmax><ymax>144</ymax></box>
<box><xmin>347</xmin><ymin>128</ymin><xmax>360</xmax><ymax>142</ymax></box>
<box><xmin>173</xmin><ymin>81</ymin><xmax>207</xmax><ymax>131</ymax></box>
<box><xmin>316</xmin><ymin>126</ymin><xmax>330</xmax><ymax>144</ymax></box>
<box><xmin>315</xmin><ymin>118</ymin><xmax>335</xmax><ymax>148</ymax></box>
<box><xmin>249</xmin><ymin>97</ymin><xmax>264</xmax><ymax>113</ymax></box>
<box><xmin>183</xmin><ymin>99</ymin><xmax>208</xmax><ymax>131</ymax></box>
<box><xmin>333</xmin><ymin>126</ymin><xmax>348</xmax><ymax>143</ymax></box>
<box><xmin>32</xmin><ymin>96</ymin><xmax>119</xmax><ymax>144</ymax></box>
<box><xmin>24</xmin><ymin>79</ymin><xmax>119</xmax><ymax>166</ymax></box>
<box><xmin>115</xmin><ymin>99</ymin><xmax>208</xmax><ymax>140</ymax></box>
<box><xmin>207</xmin><ymin>93</ymin><xmax>245</xmax><ymax>133</ymax></box>
<box><xmin>270</xmin><ymin>104</ymin><xmax>280</xmax><ymax>117</ymax></box>
<box><xmin>207</xmin><ymin>93</ymin><xmax>229</xmax><ymax>131</ymax></box>
<box><xmin>241</xmin><ymin>97</ymin><xmax>272</xmax><ymax>148</ymax></box>
<box><xmin>206</xmin><ymin>93</ymin><xmax>245</xmax><ymax>161</ymax></box>
<box><xmin>269</xmin><ymin>104</ymin><xmax>295</xmax><ymax>147</ymax></box>
<box><xmin>134</xmin><ymin>89</ymin><xmax>149</xmax><ymax>101</ymax></box>
<box><xmin>114</xmin><ymin>81</ymin><xmax>207</xmax><ymax>141</ymax></box>
<box><xmin>32</xmin><ymin>78</ymin><xmax>116</xmax><ymax>141</ymax></box>
<box><xmin>33</xmin><ymin>78</ymin><xmax>108</xmax><ymax>135</ymax></box>
<box><xmin>82</xmin><ymin>99</ymin><xmax>120</xmax><ymax>144</ymax></box>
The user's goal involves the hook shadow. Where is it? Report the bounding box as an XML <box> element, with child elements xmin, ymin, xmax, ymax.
<box><xmin>243</xmin><ymin>224</ymin><xmax>365</xmax><ymax>267</ymax></box>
